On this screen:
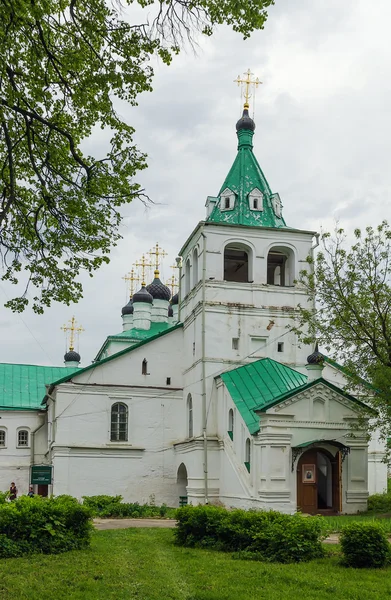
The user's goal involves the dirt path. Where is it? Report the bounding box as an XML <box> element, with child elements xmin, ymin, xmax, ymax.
<box><xmin>94</xmin><ymin>518</ymin><xmax>177</xmax><ymax>530</ymax></box>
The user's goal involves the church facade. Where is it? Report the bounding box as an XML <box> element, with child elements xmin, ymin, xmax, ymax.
<box><xmin>0</xmin><ymin>102</ymin><xmax>387</xmax><ymax>514</ymax></box>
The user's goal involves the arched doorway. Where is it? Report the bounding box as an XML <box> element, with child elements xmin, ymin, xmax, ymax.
<box><xmin>297</xmin><ymin>448</ymin><xmax>341</xmax><ymax>514</ymax></box>
<box><xmin>177</xmin><ymin>463</ymin><xmax>188</xmax><ymax>507</ymax></box>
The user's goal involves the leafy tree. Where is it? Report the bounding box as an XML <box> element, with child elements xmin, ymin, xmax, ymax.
<box><xmin>0</xmin><ymin>0</ymin><xmax>274</xmax><ymax>313</ymax></box>
<box><xmin>293</xmin><ymin>221</ymin><xmax>391</xmax><ymax>439</ymax></box>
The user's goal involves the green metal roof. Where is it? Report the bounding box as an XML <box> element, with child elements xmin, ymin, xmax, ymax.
<box><xmin>220</xmin><ymin>359</ymin><xmax>307</xmax><ymax>434</ymax></box>
<box><xmin>0</xmin><ymin>363</ymin><xmax>79</xmax><ymax>410</ymax></box>
<box><xmin>207</xmin><ymin>124</ymin><xmax>287</xmax><ymax>228</ymax></box>
<box><xmin>94</xmin><ymin>322</ymin><xmax>178</xmax><ymax>362</ymax></box>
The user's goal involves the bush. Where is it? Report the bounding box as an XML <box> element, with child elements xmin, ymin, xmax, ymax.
<box><xmin>174</xmin><ymin>505</ymin><xmax>327</xmax><ymax>563</ymax></box>
<box><xmin>340</xmin><ymin>522</ymin><xmax>390</xmax><ymax>568</ymax></box>
<box><xmin>367</xmin><ymin>492</ymin><xmax>391</xmax><ymax>513</ymax></box>
<box><xmin>82</xmin><ymin>495</ymin><xmax>171</xmax><ymax>519</ymax></box>
<box><xmin>0</xmin><ymin>495</ymin><xmax>92</xmax><ymax>559</ymax></box>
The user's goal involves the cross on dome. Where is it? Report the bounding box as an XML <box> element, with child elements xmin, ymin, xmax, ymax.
<box><xmin>122</xmin><ymin>267</ymin><xmax>140</xmax><ymax>298</ymax></box>
<box><xmin>134</xmin><ymin>254</ymin><xmax>153</xmax><ymax>287</ymax></box>
<box><xmin>234</xmin><ymin>68</ymin><xmax>262</xmax><ymax>110</ymax></box>
<box><xmin>61</xmin><ymin>316</ymin><xmax>84</xmax><ymax>352</ymax></box>
<box><xmin>148</xmin><ymin>242</ymin><xmax>168</xmax><ymax>275</ymax></box>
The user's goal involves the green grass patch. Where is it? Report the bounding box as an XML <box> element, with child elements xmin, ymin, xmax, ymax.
<box><xmin>324</xmin><ymin>513</ymin><xmax>391</xmax><ymax>534</ymax></box>
<box><xmin>0</xmin><ymin>528</ymin><xmax>390</xmax><ymax>599</ymax></box>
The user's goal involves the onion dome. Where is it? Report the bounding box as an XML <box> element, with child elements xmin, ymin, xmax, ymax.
<box><xmin>168</xmin><ymin>305</ymin><xmax>174</xmax><ymax>317</ymax></box>
<box><xmin>236</xmin><ymin>106</ymin><xmax>255</xmax><ymax>132</ymax></box>
<box><xmin>64</xmin><ymin>350</ymin><xmax>80</xmax><ymax>363</ymax></box>
<box><xmin>146</xmin><ymin>271</ymin><xmax>171</xmax><ymax>301</ymax></box>
<box><xmin>171</xmin><ymin>293</ymin><xmax>178</xmax><ymax>306</ymax></box>
<box><xmin>121</xmin><ymin>299</ymin><xmax>133</xmax><ymax>316</ymax></box>
<box><xmin>133</xmin><ymin>286</ymin><xmax>153</xmax><ymax>304</ymax></box>
<box><xmin>307</xmin><ymin>343</ymin><xmax>324</xmax><ymax>365</ymax></box>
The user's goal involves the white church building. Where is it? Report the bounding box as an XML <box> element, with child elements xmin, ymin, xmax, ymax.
<box><xmin>0</xmin><ymin>100</ymin><xmax>387</xmax><ymax>514</ymax></box>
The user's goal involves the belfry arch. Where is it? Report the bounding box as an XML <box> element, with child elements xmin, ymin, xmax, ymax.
<box><xmin>223</xmin><ymin>243</ymin><xmax>253</xmax><ymax>283</ymax></box>
<box><xmin>266</xmin><ymin>245</ymin><xmax>295</xmax><ymax>286</ymax></box>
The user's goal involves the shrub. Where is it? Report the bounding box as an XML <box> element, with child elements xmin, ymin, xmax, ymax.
<box><xmin>367</xmin><ymin>493</ymin><xmax>391</xmax><ymax>513</ymax></box>
<box><xmin>82</xmin><ymin>495</ymin><xmax>123</xmax><ymax>516</ymax></box>
<box><xmin>0</xmin><ymin>496</ymin><xmax>92</xmax><ymax>559</ymax></box>
<box><xmin>175</xmin><ymin>506</ymin><xmax>327</xmax><ymax>562</ymax></box>
<box><xmin>340</xmin><ymin>522</ymin><xmax>390</xmax><ymax>568</ymax></box>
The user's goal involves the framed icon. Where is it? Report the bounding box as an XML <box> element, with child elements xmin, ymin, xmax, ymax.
<box><xmin>302</xmin><ymin>464</ymin><xmax>316</xmax><ymax>483</ymax></box>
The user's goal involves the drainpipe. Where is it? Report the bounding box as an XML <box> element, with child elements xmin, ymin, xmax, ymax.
<box><xmin>201</xmin><ymin>228</ymin><xmax>208</xmax><ymax>504</ymax></box>
<box><xmin>31</xmin><ymin>413</ymin><xmax>46</xmax><ymax>474</ymax></box>
<box><xmin>176</xmin><ymin>255</ymin><xmax>183</xmax><ymax>322</ymax></box>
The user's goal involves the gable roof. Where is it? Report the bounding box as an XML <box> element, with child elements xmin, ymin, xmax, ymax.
<box><xmin>94</xmin><ymin>322</ymin><xmax>175</xmax><ymax>362</ymax></box>
<box><xmin>220</xmin><ymin>358</ymin><xmax>307</xmax><ymax>434</ymax></box>
<box><xmin>220</xmin><ymin>358</ymin><xmax>375</xmax><ymax>435</ymax></box>
<box><xmin>43</xmin><ymin>322</ymin><xmax>183</xmax><ymax>398</ymax></box>
<box><xmin>0</xmin><ymin>363</ymin><xmax>79</xmax><ymax>411</ymax></box>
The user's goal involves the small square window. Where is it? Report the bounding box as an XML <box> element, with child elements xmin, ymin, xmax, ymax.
<box><xmin>18</xmin><ymin>430</ymin><xmax>29</xmax><ymax>447</ymax></box>
<box><xmin>232</xmin><ymin>338</ymin><xmax>239</xmax><ymax>350</ymax></box>
<box><xmin>277</xmin><ymin>342</ymin><xmax>284</xmax><ymax>353</ymax></box>
<box><xmin>0</xmin><ymin>431</ymin><xmax>5</xmax><ymax>447</ymax></box>
<box><xmin>166</xmin><ymin>377</ymin><xmax>171</xmax><ymax>385</ymax></box>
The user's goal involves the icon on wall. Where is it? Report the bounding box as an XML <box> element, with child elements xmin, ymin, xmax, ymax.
<box><xmin>302</xmin><ymin>464</ymin><xmax>316</xmax><ymax>483</ymax></box>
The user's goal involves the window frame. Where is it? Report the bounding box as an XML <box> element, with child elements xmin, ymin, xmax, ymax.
<box><xmin>110</xmin><ymin>402</ymin><xmax>128</xmax><ymax>443</ymax></box>
<box><xmin>17</xmin><ymin>429</ymin><xmax>29</xmax><ymax>448</ymax></box>
<box><xmin>0</xmin><ymin>429</ymin><xmax>6</xmax><ymax>448</ymax></box>
<box><xmin>187</xmin><ymin>394</ymin><xmax>193</xmax><ymax>438</ymax></box>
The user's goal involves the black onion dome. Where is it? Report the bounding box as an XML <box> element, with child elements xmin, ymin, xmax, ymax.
<box><xmin>307</xmin><ymin>343</ymin><xmax>324</xmax><ymax>365</ymax></box>
<box><xmin>133</xmin><ymin>286</ymin><xmax>153</xmax><ymax>304</ymax></box>
<box><xmin>146</xmin><ymin>274</ymin><xmax>171</xmax><ymax>301</ymax></box>
<box><xmin>168</xmin><ymin>305</ymin><xmax>174</xmax><ymax>317</ymax></box>
<box><xmin>171</xmin><ymin>293</ymin><xmax>179</xmax><ymax>306</ymax></box>
<box><xmin>121</xmin><ymin>299</ymin><xmax>133</xmax><ymax>316</ymax></box>
<box><xmin>64</xmin><ymin>350</ymin><xmax>80</xmax><ymax>363</ymax></box>
<box><xmin>236</xmin><ymin>107</ymin><xmax>255</xmax><ymax>132</ymax></box>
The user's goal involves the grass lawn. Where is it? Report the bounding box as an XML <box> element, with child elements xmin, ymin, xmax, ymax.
<box><xmin>0</xmin><ymin>529</ymin><xmax>390</xmax><ymax>600</ymax></box>
<box><xmin>324</xmin><ymin>513</ymin><xmax>391</xmax><ymax>534</ymax></box>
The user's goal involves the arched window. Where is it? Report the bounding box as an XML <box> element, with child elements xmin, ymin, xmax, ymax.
<box><xmin>0</xmin><ymin>429</ymin><xmax>6</xmax><ymax>447</ymax></box>
<box><xmin>224</xmin><ymin>244</ymin><xmax>250</xmax><ymax>282</ymax></box>
<box><xmin>17</xmin><ymin>429</ymin><xmax>29</xmax><ymax>447</ymax></box>
<box><xmin>187</xmin><ymin>394</ymin><xmax>193</xmax><ymax>438</ymax></box>
<box><xmin>111</xmin><ymin>403</ymin><xmax>128</xmax><ymax>442</ymax></box>
<box><xmin>142</xmin><ymin>358</ymin><xmax>148</xmax><ymax>375</ymax></box>
<box><xmin>228</xmin><ymin>409</ymin><xmax>234</xmax><ymax>440</ymax></box>
<box><xmin>267</xmin><ymin>246</ymin><xmax>295</xmax><ymax>286</ymax></box>
<box><xmin>245</xmin><ymin>438</ymin><xmax>251</xmax><ymax>472</ymax></box>
<box><xmin>185</xmin><ymin>258</ymin><xmax>191</xmax><ymax>296</ymax></box>
<box><xmin>192</xmin><ymin>248</ymin><xmax>199</xmax><ymax>287</ymax></box>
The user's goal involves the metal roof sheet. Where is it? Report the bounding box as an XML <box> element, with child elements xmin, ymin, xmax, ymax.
<box><xmin>0</xmin><ymin>363</ymin><xmax>79</xmax><ymax>410</ymax></box>
<box><xmin>220</xmin><ymin>358</ymin><xmax>307</xmax><ymax>434</ymax></box>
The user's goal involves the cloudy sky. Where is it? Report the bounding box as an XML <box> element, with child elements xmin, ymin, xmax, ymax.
<box><xmin>1</xmin><ymin>0</ymin><xmax>390</xmax><ymax>366</ymax></box>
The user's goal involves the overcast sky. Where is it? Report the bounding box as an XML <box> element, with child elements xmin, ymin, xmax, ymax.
<box><xmin>1</xmin><ymin>0</ymin><xmax>390</xmax><ymax>366</ymax></box>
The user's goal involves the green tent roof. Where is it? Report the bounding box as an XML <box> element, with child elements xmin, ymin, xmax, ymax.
<box><xmin>207</xmin><ymin>118</ymin><xmax>287</xmax><ymax>228</ymax></box>
<box><xmin>95</xmin><ymin>322</ymin><xmax>178</xmax><ymax>361</ymax></box>
<box><xmin>0</xmin><ymin>363</ymin><xmax>80</xmax><ymax>410</ymax></box>
<box><xmin>220</xmin><ymin>358</ymin><xmax>307</xmax><ymax>434</ymax></box>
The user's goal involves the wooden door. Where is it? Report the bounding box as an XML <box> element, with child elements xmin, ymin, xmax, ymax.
<box><xmin>37</xmin><ymin>485</ymin><xmax>48</xmax><ymax>497</ymax></box>
<box><xmin>332</xmin><ymin>451</ymin><xmax>342</xmax><ymax>513</ymax></box>
<box><xmin>297</xmin><ymin>450</ymin><xmax>318</xmax><ymax>514</ymax></box>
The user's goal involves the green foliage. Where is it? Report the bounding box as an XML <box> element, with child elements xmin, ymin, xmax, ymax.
<box><xmin>292</xmin><ymin>221</ymin><xmax>391</xmax><ymax>442</ymax></box>
<box><xmin>0</xmin><ymin>0</ymin><xmax>273</xmax><ymax>312</ymax></box>
<box><xmin>175</xmin><ymin>505</ymin><xmax>326</xmax><ymax>563</ymax></box>
<box><xmin>0</xmin><ymin>495</ymin><xmax>92</xmax><ymax>558</ymax></box>
<box><xmin>367</xmin><ymin>492</ymin><xmax>391</xmax><ymax>513</ymax></box>
<box><xmin>0</xmin><ymin>491</ymin><xmax>9</xmax><ymax>504</ymax></box>
<box><xmin>340</xmin><ymin>522</ymin><xmax>390</xmax><ymax>568</ymax></box>
<box><xmin>82</xmin><ymin>495</ymin><xmax>171</xmax><ymax>518</ymax></box>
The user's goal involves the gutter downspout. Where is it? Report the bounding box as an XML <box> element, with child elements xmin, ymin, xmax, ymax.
<box><xmin>201</xmin><ymin>228</ymin><xmax>208</xmax><ymax>504</ymax></box>
<box><xmin>31</xmin><ymin>413</ymin><xmax>46</xmax><ymax>474</ymax></box>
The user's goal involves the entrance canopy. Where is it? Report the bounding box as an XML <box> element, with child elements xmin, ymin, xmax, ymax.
<box><xmin>292</xmin><ymin>439</ymin><xmax>350</xmax><ymax>471</ymax></box>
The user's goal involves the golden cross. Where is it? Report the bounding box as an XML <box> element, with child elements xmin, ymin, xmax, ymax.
<box><xmin>166</xmin><ymin>274</ymin><xmax>178</xmax><ymax>296</ymax></box>
<box><xmin>122</xmin><ymin>267</ymin><xmax>140</xmax><ymax>298</ymax></box>
<box><xmin>61</xmin><ymin>316</ymin><xmax>84</xmax><ymax>352</ymax></box>
<box><xmin>134</xmin><ymin>254</ymin><xmax>153</xmax><ymax>287</ymax></box>
<box><xmin>234</xmin><ymin>69</ymin><xmax>261</xmax><ymax>109</ymax></box>
<box><xmin>148</xmin><ymin>242</ymin><xmax>168</xmax><ymax>273</ymax></box>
